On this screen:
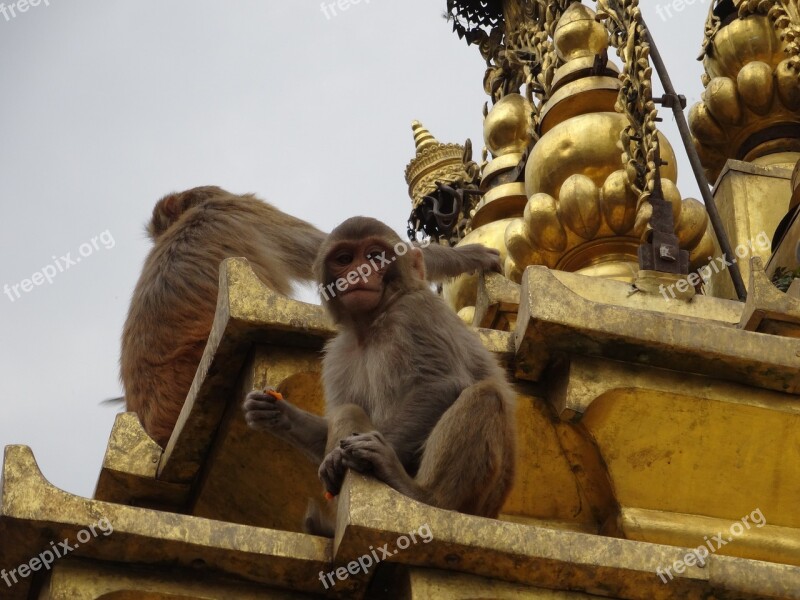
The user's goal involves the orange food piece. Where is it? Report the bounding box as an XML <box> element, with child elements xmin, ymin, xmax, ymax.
<box><xmin>265</xmin><ymin>389</ymin><xmax>284</xmax><ymax>401</ymax></box>
<box><xmin>324</xmin><ymin>491</ymin><xmax>335</xmax><ymax>501</ymax></box>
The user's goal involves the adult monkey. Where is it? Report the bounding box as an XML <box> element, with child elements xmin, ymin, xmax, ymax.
<box><xmin>122</xmin><ymin>187</ymin><xmax>500</xmax><ymax>447</ymax></box>
<box><xmin>243</xmin><ymin>217</ymin><xmax>516</xmax><ymax>531</ymax></box>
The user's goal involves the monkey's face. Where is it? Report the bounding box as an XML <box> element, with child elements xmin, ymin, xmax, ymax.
<box><xmin>323</xmin><ymin>238</ymin><xmax>394</xmax><ymax>314</ymax></box>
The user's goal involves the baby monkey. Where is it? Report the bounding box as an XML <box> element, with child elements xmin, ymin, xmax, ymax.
<box><xmin>244</xmin><ymin>217</ymin><xmax>516</xmax><ymax>528</ymax></box>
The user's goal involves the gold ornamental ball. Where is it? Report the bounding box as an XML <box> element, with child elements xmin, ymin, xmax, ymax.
<box><xmin>676</xmin><ymin>198</ymin><xmax>709</xmax><ymax>249</ymax></box>
<box><xmin>483</xmin><ymin>93</ymin><xmax>533</xmax><ymax>157</ymax></box>
<box><xmin>553</xmin><ymin>3</ymin><xmax>608</xmax><ymax>63</ymax></box>
<box><xmin>704</xmin><ymin>15</ymin><xmax>785</xmax><ymax>80</ymax></box>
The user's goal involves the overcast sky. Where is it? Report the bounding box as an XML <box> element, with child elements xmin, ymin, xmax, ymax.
<box><xmin>0</xmin><ymin>0</ymin><xmax>712</xmax><ymax>498</ymax></box>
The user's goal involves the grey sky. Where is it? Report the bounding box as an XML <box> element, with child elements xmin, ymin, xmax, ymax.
<box><xmin>0</xmin><ymin>0</ymin><xmax>711</xmax><ymax>498</ymax></box>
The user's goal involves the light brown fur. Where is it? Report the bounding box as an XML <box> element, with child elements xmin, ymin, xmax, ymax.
<box><xmin>124</xmin><ymin>188</ymin><xmax>500</xmax><ymax>447</ymax></box>
<box><xmin>244</xmin><ymin>217</ymin><xmax>516</xmax><ymax>534</ymax></box>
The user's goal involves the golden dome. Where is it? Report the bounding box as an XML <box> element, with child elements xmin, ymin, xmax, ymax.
<box><xmin>691</xmin><ymin>14</ymin><xmax>800</xmax><ymax>182</ymax></box>
<box><xmin>483</xmin><ymin>94</ymin><xmax>533</xmax><ymax>158</ymax></box>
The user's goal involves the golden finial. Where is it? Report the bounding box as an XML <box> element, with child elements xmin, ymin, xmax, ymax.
<box><xmin>553</xmin><ymin>2</ymin><xmax>609</xmax><ymax>63</ymax></box>
<box><xmin>404</xmin><ymin>122</ymin><xmax>471</xmax><ymax>209</ymax></box>
<box><xmin>411</xmin><ymin>121</ymin><xmax>437</xmax><ymax>154</ymax></box>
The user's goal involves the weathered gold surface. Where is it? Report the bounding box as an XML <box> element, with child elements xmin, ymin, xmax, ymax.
<box><xmin>474</xmin><ymin>272</ymin><xmax>521</xmax><ymax>330</ymax></box>
<box><xmin>706</xmin><ymin>160</ymin><xmax>793</xmax><ymax>299</ymax></box>
<box><xmin>544</xmin><ymin>352</ymin><xmax>800</xmax><ymax>550</ymax></box>
<box><xmin>191</xmin><ymin>346</ymin><xmax>327</xmax><ymax>532</ymax></box>
<box><xmin>740</xmin><ymin>256</ymin><xmax>800</xmax><ymax>336</ymax></box>
<box><xmin>575</xmin><ymin>363</ymin><xmax>800</xmax><ymax>522</ymax></box>
<box><xmin>539</xmin><ymin>74</ymin><xmax>620</xmax><ymax>135</ymax></box>
<box><xmin>396</xmin><ymin>567</ymin><xmax>600</xmax><ymax>599</ymax></box>
<box><xmin>0</xmin><ymin>445</ymin><xmax>335</xmax><ymax>600</ymax></box>
<box><xmin>333</xmin><ymin>474</ymin><xmax>800</xmax><ymax>599</ymax></box>
<box><xmin>499</xmin><ymin>387</ymin><xmax>614</xmax><ymax>530</ymax></box>
<box><xmin>480</xmin><ymin>152</ymin><xmax>524</xmax><ymax>189</ymax></box>
<box><xmin>93</xmin><ymin>413</ymin><xmax>189</xmax><ymax>509</ymax></box>
<box><xmin>43</xmin><ymin>559</ymin><xmax>312</xmax><ymax>599</ymax></box>
<box><xmin>621</xmin><ymin>509</ymin><xmax>800</xmax><ymax>567</ymax></box>
<box><xmin>515</xmin><ymin>266</ymin><xmax>799</xmax><ymax>392</ymax></box>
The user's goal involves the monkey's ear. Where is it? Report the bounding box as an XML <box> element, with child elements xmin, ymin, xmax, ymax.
<box><xmin>409</xmin><ymin>247</ymin><xmax>426</xmax><ymax>281</ymax></box>
<box><xmin>161</xmin><ymin>194</ymin><xmax>183</xmax><ymax>218</ymax></box>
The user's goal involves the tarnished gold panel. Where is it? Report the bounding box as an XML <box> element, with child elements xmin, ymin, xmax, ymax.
<box><xmin>474</xmin><ymin>272</ymin><xmax>520</xmax><ymax>330</ymax></box>
<box><xmin>499</xmin><ymin>389</ymin><xmax>613</xmax><ymax>529</ymax></box>
<box><xmin>620</xmin><ymin>509</ymin><xmax>800</xmax><ymax>567</ymax></box>
<box><xmin>515</xmin><ymin>266</ymin><xmax>800</xmax><ymax>393</ymax></box>
<box><xmin>332</xmin><ymin>474</ymin><xmax>800</xmax><ymax>599</ymax></box>
<box><xmin>93</xmin><ymin>413</ymin><xmax>189</xmax><ymax>509</ymax></box>
<box><xmin>191</xmin><ymin>346</ymin><xmax>326</xmax><ymax>532</ymax></box>
<box><xmin>0</xmin><ymin>446</ymin><xmax>335</xmax><ymax>600</ymax></box>
<box><xmin>707</xmin><ymin>160</ymin><xmax>793</xmax><ymax>299</ymax></box>
<box><xmin>739</xmin><ymin>257</ymin><xmax>800</xmax><ymax>337</ymax></box>
<box><xmin>582</xmin><ymin>385</ymin><xmax>800</xmax><ymax>526</ymax></box>
<box><xmin>43</xmin><ymin>559</ymin><xmax>312</xmax><ymax>599</ymax></box>
<box><xmin>397</xmin><ymin>567</ymin><xmax>600</xmax><ymax>599</ymax></box>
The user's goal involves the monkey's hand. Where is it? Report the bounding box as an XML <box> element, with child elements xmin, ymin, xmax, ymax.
<box><xmin>243</xmin><ymin>388</ymin><xmax>292</xmax><ymax>432</ymax></box>
<box><xmin>454</xmin><ymin>244</ymin><xmax>502</xmax><ymax>273</ymax></box>
<box><xmin>318</xmin><ymin>446</ymin><xmax>349</xmax><ymax>497</ymax></box>
<box><xmin>243</xmin><ymin>388</ymin><xmax>328</xmax><ymax>463</ymax></box>
<box><xmin>339</xmin><ymin>431</ymin><xmax>408</xmax><ymax>489</ymax></box>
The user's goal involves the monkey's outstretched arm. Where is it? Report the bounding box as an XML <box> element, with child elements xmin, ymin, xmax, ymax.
<box><xmin>243</xmin><ymin>390</ymin><xmax>328</xmax><ymax>463</ymax></box>
<box><xmin>418</xmin><ymin>243</ymin><xmax>501</xmax><ymax>281</ymax></box>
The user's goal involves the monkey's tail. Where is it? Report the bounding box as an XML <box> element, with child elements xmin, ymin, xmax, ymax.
<box><xmin>101</xmin><ymin>396</ymin><xmax>125</xmax><ymax>407</ymax></box>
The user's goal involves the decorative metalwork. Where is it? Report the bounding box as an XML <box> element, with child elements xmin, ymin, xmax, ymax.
<box><xmin>768</xmin><ymin>1</ymin><xmax>800</xmax><ymax>73</ymax></box>
<box><xmin>596</xmin><ymin>0</ymin><xmax>659</xmax><ymax>203</ymax></box>
<box><xmin>446</xmin><ymin>0</ymin><xmax>579</xmax><ymax>111</ymax></box>
<box><xmin>698</xmin><ymin>3</ymin><xmax>723</xmax><ymax>66</ymax></box>
<box><xmin>405</xmin><ymin>122</ymin><xmax>482</xmax><ymax>245</ymax></box>
<box><xmin>445</xmin><ymin>0</ymin><xmax>504</xmax><ymax>44</ymax></box>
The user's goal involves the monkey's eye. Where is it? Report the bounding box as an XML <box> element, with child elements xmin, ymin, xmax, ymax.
<box><xmin>366</xmin><ymin>249</ymin><xmax>385</xmax><ymax>262</ymax></box>
<box><xmin>333</xmin><ymin>251</ymin><xmax>353</xmax><ymax>266</ymax></box>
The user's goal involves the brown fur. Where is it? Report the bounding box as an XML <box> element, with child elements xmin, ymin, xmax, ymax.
<box><xmin>125</xmin><ymin>188</ymin><xmax>500</xmax><ymax>447</ymax></box>
<box><xmin>244</xmin><ymin>217</ymin><xmax>516</xmax><ymax>532</ymax></box>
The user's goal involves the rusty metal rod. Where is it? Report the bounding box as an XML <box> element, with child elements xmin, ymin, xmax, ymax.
<box><xmin>643</xmin><ymin>22</ymin><xmax>748</xmax><ymax>301</ymax></box>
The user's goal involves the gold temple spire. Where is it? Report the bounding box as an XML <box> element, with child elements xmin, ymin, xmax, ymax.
<box><xmin>411</xmin><ymin>120</ymin><xmax>438</xmax><ymax>153</ymax></box>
